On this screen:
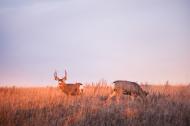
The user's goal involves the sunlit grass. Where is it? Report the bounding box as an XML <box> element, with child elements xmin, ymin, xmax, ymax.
<box><xmin>0</xmin><ymin>83</ymin><xmax>190</xmax><ymax>126</ymax></box>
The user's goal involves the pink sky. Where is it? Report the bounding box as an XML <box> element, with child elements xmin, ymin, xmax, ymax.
<box><xmin>0</xmin><ymin>0</ymin><xmax>190</xmax><ymax>86</ymax></box>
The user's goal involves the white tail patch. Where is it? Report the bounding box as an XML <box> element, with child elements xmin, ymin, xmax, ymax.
<box><xmin>79</xmin><ymin>85</ymin><xmax>84</xmax><ymax>90</ymax></box>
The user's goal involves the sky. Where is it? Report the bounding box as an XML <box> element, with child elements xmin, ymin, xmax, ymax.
<box><xmin>0</xmin><ymin>0</ymin><xmax>190</xmax><ymax>86</ymax></box>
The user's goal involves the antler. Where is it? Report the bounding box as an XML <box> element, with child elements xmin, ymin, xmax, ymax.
<box><xmin>54</xmin><ymin>70</ymin><xmax>59</xmax><ymax>80</ymax></box>
<box><xmin>63</xmin><ymin>70</ymin><xmax>67</xmax><ymax>80</ymax></box>
<box><xmin>54</xmin><ymin>70</ymin><xmax>67</xmax><ymax>82</ymax></box>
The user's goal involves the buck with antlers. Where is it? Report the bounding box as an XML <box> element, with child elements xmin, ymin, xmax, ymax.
<box><xmin>54</xmin><ymin>70</ymin><xmax>83</xmax><ymax>95</ymax></box>
<box><xmin>107</xmin><ymin>80</ymin><xmax>148</xmax><ymax>102</ymax></box>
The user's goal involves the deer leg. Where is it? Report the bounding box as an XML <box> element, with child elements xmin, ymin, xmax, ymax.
<box><xmin>130</xmin><ymin>95</ymin><xmax>135</xmax><ymax>101</ymax></box>
<box><xmin>139</xmin><ymin>91</ymin><xmax>146</xmax><ymax>103</ymax></box>
<box><xmin>115</xmin><ymin>93</ymin><xmax>120</xmax><ymax>104</ymax></box>
<box><xmin>132</xmin><ymin>92</ymin><xmax>138</xmax><ymax>101</ymax></box>
<box><xmin>106</xmin><ymin>91</ymin><xmax>117</xmax><ymax>102</ymax></box>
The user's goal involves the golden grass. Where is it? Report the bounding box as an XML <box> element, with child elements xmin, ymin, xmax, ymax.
<box><xmin>0</xmin><ymin>83</ymin><xmax>190</xmax><ymax>126</ymax></box>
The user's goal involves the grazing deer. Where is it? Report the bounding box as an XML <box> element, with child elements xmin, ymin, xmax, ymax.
<box><xmin>54</xmin><ymin>70</ymin><xmax>83</xmax><ymax>95</ymax></box>
<box><xmin>107</xmin><ymin>80</ymin><xmax>148</xmax><ymax>102</ymax></box>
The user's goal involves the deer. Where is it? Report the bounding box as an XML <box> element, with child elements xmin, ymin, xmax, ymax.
<box><xmin>106</xmin><ymin>80</ymin><xmax>148</xmax><ymax>102</ymax></box>
<box><xmin>54</xmin><ymin>70</ymin><xmax>83</xmax><ymax>95</ymax></box>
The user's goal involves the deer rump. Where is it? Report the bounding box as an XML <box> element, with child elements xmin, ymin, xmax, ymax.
<box><xmin>113</xmin><ymin>81</ymin><xmax>147</xmax><ymax>97</ymax></box>
<box><xmin>59</xmin><ymin>83</ymin><xmax>83</xmax><ymax>95</ymax></box>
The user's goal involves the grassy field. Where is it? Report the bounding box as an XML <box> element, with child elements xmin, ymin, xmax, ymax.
<box><xmin>0</xmin><ymin>83</ymin><xmax>190</xmax><ymax>126</ymax></box>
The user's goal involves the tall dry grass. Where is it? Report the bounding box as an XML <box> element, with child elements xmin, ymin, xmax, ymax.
<box><xmin>0</xmin><ymin>83</ymin><xmax>190</xmax><ymax>126</ymax></box>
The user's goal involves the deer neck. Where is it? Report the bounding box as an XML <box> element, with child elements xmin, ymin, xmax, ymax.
<box><xmin>58</xmin><ymin>81</ymin><xmax>66</xmax><ymax>89</ymax></box>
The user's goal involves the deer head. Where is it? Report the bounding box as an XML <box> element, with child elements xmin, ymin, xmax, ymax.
<box><xmin>54</xmin><ymin>70</ymin><xmax>67</xmax><ymax>84</ymax></box>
